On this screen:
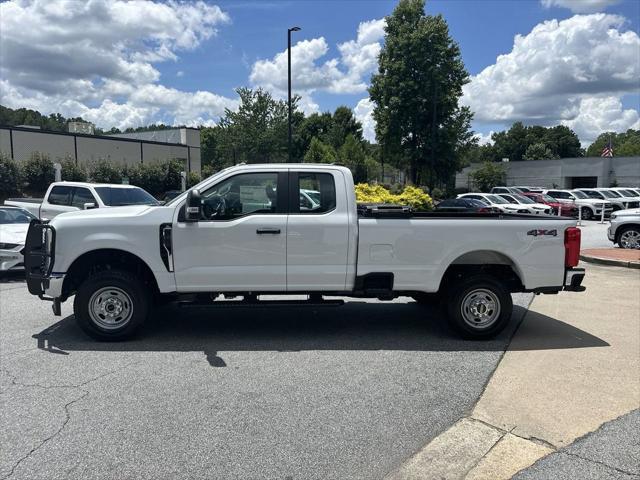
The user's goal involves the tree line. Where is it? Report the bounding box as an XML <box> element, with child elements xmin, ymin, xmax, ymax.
<box><xmin>2</xmin><ymin>0</ymin><xmax>639</xmax><ymax>193</ymax></box>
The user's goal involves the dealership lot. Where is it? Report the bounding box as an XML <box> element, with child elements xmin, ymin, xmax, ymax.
<box><xmin>1</xmin><ymin>276</ymin><xmax>532</xmax><ymax>480</ymax></box>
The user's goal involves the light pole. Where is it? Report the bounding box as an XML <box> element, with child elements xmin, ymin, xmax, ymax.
<box><xmin>288</xmin><ymin>26</ymin><xmax>301</xmax><ymax>163</ymax></box>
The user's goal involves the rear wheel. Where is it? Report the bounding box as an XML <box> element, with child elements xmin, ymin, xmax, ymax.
<box><xmin>617</xmin><ymin>226</ymin><xmax>640</xmax><ymax>249</ymax></box>
<box><xmin>74</xmin><ymin>269</ymin><xmax>149</xmax><ymax>341</ymax></box>
<box><xmin>445</xmin><ymin>275</ymin><xmax>513</xmax><ymax>339</ymax></box>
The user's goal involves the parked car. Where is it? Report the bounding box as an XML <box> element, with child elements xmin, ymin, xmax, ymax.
<box><xmin>495</xmin><ymin>193</ymin><xmax>552</xmax><ymax>215</ymax></box>
<box><xmin>5</xmin><ymin>182</ymin><xmax>160</xmax><ymax>220</ymax></box>
<box><xmin>0</xmin><ymin>206</ymin><xmax>37</xmax><ymax>271</ymax></box>
<box><xmin>606</xmin><ymin>188</ymin><xmax>640</xmax><ymax>209</ymax></box>
<box><xmin>490</xmin><ymin>186</ymin><xmax>526</xmax><ymax>194</ymax></box>
<box><xmin>574</xmin><ymin>189</ymin><xmax>627</xmax><ymax>212</ymax></box>
<box><xmin>521</xmin><ymin>192</ymin><xmax>577</xmax><ymax>216</ymax></box>
<box><xmin>23</xmin><ymin>164</ymin><xmax>584</xmax><ymax>342</ymax></box>
<box><xmin>543</xmin><ymin>189</ymin><xmax>612</xmax><ymax>220</ymax></box>
<box><xmin>162</xmin><ymin>190</ymin><xmax>182</xmax><ymax>204</ymax></box>
<box><xmin>435</xmin><ymin>198</ymin><xmax>497</xmax><ymax>213</ymax></box>
<box><xmin>457</xmin><ymin>193</ymin><xmax>531</xmax><ymax>213</ymax></box>
<box><xmin>608</xmin><ymin>208</ymin><xmax>640</xmax><ymax>249</ymax></box>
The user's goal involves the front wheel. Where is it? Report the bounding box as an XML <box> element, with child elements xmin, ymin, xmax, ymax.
<box><xmin>445</xmin><ymin>275</ymin><xmax>513</xmax><ymax>339</ymax></box>
<box><xmin>617</xmin><ymin>226</ymin><xmax>640</xmax><ymax>249</ymax></box>
<box><xmin>74</xmin><ymin>269</ymin><xmax>149</xmax><ymax>341</ymax></box>
<box><xmin>580</xmin><ymin>207</ymin><xmax>593</xmax><ymax>220</ymax></box>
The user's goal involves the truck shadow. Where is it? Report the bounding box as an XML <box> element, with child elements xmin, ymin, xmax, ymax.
<box><xmin>31</xmin><ymin>302</ymin><xmax>609</xmax><ymax>367</ymax></box>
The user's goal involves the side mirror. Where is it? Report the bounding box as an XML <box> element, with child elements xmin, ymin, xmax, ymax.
<box><xmin>185</xmin><ymin>189</ymin><xmax>202</xmax><ymax>222</ymax></box>
<box><xmin>83</xmin><ymin>202</ymin><xmax>97</xmax><ymax>210</ymax></box>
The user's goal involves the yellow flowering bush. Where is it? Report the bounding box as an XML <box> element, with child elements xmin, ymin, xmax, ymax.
<box><xmin>355</xmin><ymin>183</ymin><xmax>433</xmax><ymax>211</ymax></box>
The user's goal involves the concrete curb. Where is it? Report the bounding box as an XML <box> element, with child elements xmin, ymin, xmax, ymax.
<box><xmin>579</xmin><ymin>254</ymin><xmax>640</xmax><ymax>269</ymax></box>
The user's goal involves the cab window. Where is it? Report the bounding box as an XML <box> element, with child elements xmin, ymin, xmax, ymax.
<box><xmin>200</xmin><ymin>172</ymin><xmax>279</xmax><ymax>220</ymax></box>
<box><xmin>294</xmin><ymin>172</ymin><xmax>336</xmax><ymax>214</ymax></box>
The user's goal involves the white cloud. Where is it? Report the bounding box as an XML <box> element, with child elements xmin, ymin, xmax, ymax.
<box><xmin>462</xmin><ymin>13</ymin><xmax>640</xmax><ymax>144</ymax></box>
<box><xmin>561</xmin><ymin>96</ymin><xmax>640</xmax><ymax>142</ymax></box>
<box><xmin>473</xmin><ymin>131</ymin><xmax>495</xmax><ymax>146</ymax></box>
<box><xmin>541</xmin><ymin>0</ymin><xmax>621</xmax><ymax>14</ymax></box>
<box><xmin>0</xmin><ymin>0</ymin><xmax>234</xmax><ymax>130</ymax></box>
<box><xmin>249</xmin><ymin>18</ymin><xmax>385</xmax><ymax>110</ymax></box>
<box><xmin>354</xmin><ymin>97</ymin><xmax>376</xmax><ymax>142</ymax></box>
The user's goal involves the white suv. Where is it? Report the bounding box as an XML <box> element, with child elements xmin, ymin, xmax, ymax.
<box><xmin>608</xmin><ymin>209</ymin><xmax>640</xmax><ymax>249</ymax></box>
<box><xmin>544</xmin><ymin>189</ymin><xmax>613</xmax><ymax>220</ymax></box>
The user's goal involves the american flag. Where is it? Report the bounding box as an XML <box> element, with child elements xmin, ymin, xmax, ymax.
<box><xmin>601</xmin><ymin>138</ymin><xmax>613</xmax><ymax>157</ymax></box>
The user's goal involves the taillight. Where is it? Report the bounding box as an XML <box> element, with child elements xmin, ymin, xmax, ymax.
<box><xmin>564</xmin><ymin>227</ymin><xmax>581</xmax><ymax>267</ymax></box>
<box><xmin>478</xmin><ymin>207</ymin><xmax>489</xmax><ymax>212</ymax></box>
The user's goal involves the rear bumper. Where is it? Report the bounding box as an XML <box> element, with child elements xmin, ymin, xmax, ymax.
<box><xmin>564</xmin><ymin>267</ymin><xmax>586</xmax><ymax>292</ymax></box>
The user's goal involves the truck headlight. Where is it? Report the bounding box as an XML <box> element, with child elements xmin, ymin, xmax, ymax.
<box><xmin>610</xmin><ymin>213</ymin><xmax>617</xmax><ymax>220</ymax></box>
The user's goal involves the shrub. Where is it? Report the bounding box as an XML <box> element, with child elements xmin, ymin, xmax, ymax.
<box><xmin>187</xmin><ymin>171</ymin><xmax>201</xmax><ymax>188</ymax></box>
<box><xmin>22</xmin><ymin>152</ymin><xmax>54</xmax><ymax>193</ymax></box>
<box><xmin>430</xmin><ymin>187</ymin><xmax>444</xmax><ymax>201</ymax></box>
<box><xmin>396</xmin><ymin>185</ymin><xmax>434</xmax><ymax>211</ymax></box>
<box><xmin>127</xmin><ymin>163</ymin><xmax>164</xmax><ymax>196</ymax></box>
<box><xmin>90</xmin><ymin>159</ymin><xmax>122</xmax><ymax>184</ymax></box>
<box><xmin>0</xmin><ymin>154</ymin><xmax>21</xmax><ymax>199</ymax></box>
<box><xmin>354</xmin><ymin>183</ymin><xmax>433</xmax><ymax>211</ymax></box>
<box><xmin>60</xmin><ymin>158</ymin><xmax>87</xmax><ymax>182</ymax></box>
<box><xmin>163</xmin><ymin>159</ymin><xmax>184</xmax><ymax>191</ymax></box>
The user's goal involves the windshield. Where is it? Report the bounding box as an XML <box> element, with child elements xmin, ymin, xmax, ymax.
<box><xmin>487</xmin><ymin>194</ymin><xmax>509</xmax><ymax>204</ymax></box>
<box><xmin>541</xmin><ymin>194</ymin><xmax>557</xmax><ymax>203</ymax></box>
<box><xmin>599</xmin><ymin>190</ymin><xmax>617</xmax><ymax>198</ymax></box>
<box><xmin>619</xmin><ymin>189</ymin><xmax>638</xmax><ymax>198</ymax></box>
<box><xmin>513</xmin><ymin>194</ymin><xmax>535</xmax><ymax>204</ymax></box>
<box><xmin>94</xmin><ymin>187</ymin><xmax>159</xmax><ymax>206</ymax></box>
<box><xmin>0</xmin><ymin>208</ymin><xmax>36</xmax><ymax>224</ymax></box>
<box><xmin>572</xmin><ymin>191</ymin><xmax>589</xmax><ymax>199</ymax></box>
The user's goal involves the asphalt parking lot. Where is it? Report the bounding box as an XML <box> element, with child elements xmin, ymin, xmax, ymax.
<box><xmin>0</xmin><ymin>273</ymin><xmax>535</xmax><ymax>480</ymax></box>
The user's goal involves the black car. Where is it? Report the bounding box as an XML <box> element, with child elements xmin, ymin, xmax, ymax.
<box><xmin>435</xmin><ymin>198</ymin><xmax>495</xmax><ymax>213</ymax></box>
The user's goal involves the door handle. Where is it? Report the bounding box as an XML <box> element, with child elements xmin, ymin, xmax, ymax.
<box><xmin>256</xmin><ymin>228</ymin><xmax>281</xmax><ymax>235</ymax></box>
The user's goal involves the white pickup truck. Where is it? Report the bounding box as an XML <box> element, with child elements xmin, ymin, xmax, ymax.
<box><xmin>5</xmin><ymin>181</ymin><xmax>159</xmax><ymax>220</ymax></box>
<box><xmin>24</xmin><ymin>164</ymin><xmax>585</xmax><ymax>341</ymax></box>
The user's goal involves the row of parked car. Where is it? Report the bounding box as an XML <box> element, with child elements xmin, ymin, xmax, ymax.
<box><xmin>436</xmin><ymin>185</ymin><xmax>640</xmax><ymax>221</ymax></box>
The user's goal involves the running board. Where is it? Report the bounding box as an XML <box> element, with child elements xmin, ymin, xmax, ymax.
<box><xmin>178</xmin><ymin>299</ymin><xmax>345</xmax><ymax>308</ymax></box>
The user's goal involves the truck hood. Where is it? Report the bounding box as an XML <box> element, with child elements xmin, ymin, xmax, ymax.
<box><xmin>613</xmin><ymin>208</ymin><xmax>640</xmax><ymax>217</ymax></box>
<box><xmin>0</xmin><ymin>223</ymin><xmax>29</xmax><ymax>245</ymax></box>
<box><xmin>54</xmin><ymin>204</ymin><xmax>156</xmax><ymax>220</ymax></box>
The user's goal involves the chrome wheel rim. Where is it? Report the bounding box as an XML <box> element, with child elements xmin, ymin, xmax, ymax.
<box><xmin>88</xmin><ymin>287</ymin><xmax>133</xmax><ymax>330</ymax></box>
<box><xmin>620</xmin><ymin>230</ymin><xmax>640</xmax><ymax>249</ymax></box>
<box><xmin>461</xmin><ymin>288</ymin><xmax>501</xmax><ymax>329</ymax></box>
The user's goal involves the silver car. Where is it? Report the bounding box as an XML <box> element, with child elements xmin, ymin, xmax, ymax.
<box><xmin>608</xmin><ymin>208</ymin><xmax>640</xmax><ymax>249</ymax></box>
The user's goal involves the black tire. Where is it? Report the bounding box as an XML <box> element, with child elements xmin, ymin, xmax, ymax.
<box><xmin>445</xmin><ymin>275</ymin><xmax>513</xmax><ymax>339</ymax></box>
<box><xmin>616</xmin><ymin>225</ymin><xmax>640</xmax><ymax>249</ymax></box>
<box><xmin>74</xmin><ymin>269</ymin><xmax>149</xmax><ymax>341</ymax></box>
<box><xmin>580</xmin><ymin>207</ymin><xmax>593</xmax><ymax>221</ymax></box>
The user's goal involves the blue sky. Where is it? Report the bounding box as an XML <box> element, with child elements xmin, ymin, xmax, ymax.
<box><xmin>1</xmin><ymin>0</ymin><xmax>639</xmax><ymax>145</ymax></box>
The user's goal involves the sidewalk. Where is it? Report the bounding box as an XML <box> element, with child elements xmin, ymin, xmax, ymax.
<box><xmin>581</xmin><ymin>248</ymin><xmax>640</xmax><ymax>269</ymax></box>
<box><xmin>387</xmin><ymin>263</ymin><xmax>640</xmax><ymax>480</ymax></box>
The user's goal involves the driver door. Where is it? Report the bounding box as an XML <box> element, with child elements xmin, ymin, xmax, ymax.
<box><xmin>172</xmin><ymin>171</ymin><xmax>288</xmax><ymax>292</ymax></box>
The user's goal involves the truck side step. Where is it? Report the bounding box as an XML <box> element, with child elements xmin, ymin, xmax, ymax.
<box><xmin>178</xmin><ymin>298</ymin><xmax>344</xmax><ymax>309</ymax></box>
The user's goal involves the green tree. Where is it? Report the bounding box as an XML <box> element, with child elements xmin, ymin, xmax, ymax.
<box><xmin>22</xmin><ymin>152</ymin><xmax>55</xmax><ymax>193</ymax></box>
<box><xmin>471</xmin><ymin>161</ymin><xmax>506</xmax><ymax>192</ymax></box>
<box><xmin>369</xmin><ymin>0</ymin><xmax>473</xmax><ymax>187</ymax></box>
<box><xmin>327</xmin><ymin>106</ymin><xmax>363</xmax><ymax>150</ymax></box>
<box><xmin>523</xmin><ymin>142</ymin><xmax>558</xmax><ymax>161</ymax></box>
<box><xmin>0</xmin><ymin>154</ymin><xmax>21</xmax><ymax>199</ymax></box>
<box><xmin>492</xmin><ymin>122</ymin><xmax>582</xmax><ymax>161</ymax></box>
<box><xmin>586</xmin><ymin>130</ymin><xmax>640</xmax><ymax>157</ymax></box>
<box><xmin>303</xmin><ymin>137</ymin><xmax>336</xmax><ymax>164</ymax></box>
<box><xmin>339</xmin><ymin>134</ymin><xmax>367</xmax><ymax>183</ymax></box>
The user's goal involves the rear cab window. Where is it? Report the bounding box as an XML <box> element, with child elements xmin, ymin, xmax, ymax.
<box><xmin>71</xmin><ymin>187</ymin><xmax>97</xmax><ymax>208</ymax></box>
<box><xmin>293</xmin><ymin>172</ymin><xmax>336</xmax><ymax>214</ymax></box>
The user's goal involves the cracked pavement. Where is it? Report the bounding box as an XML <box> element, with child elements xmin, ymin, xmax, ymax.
<box><xmin>1</xmin><ymin>275</ymin><xmax>534</xmax><ymax>479</ymax></box>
